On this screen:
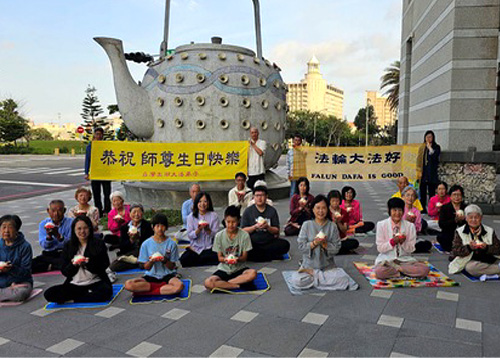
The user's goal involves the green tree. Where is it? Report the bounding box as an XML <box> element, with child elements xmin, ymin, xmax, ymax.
<box><xmin>0</xmin><ymin>99</ymin><xmax>29</xmax><ymax>145</ymax></box>
<box><xmin>28</xmin><ymin>127</ymin><xmax>54</xmax><ymax>141</ymax></box>
<box><xmin>380</xmin><ymin>60</ymin><xmax>400</xmax><ymax>112</ymax></box>
<box><xmin>80</xmin><ymin>85</ymin><xmax>113</xmax><ymax>142</ymax></box>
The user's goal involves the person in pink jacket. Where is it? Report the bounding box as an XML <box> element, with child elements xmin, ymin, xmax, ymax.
<box><xmin>428</xmin><ymin>182</ymin><xmax>451</xmax><ymax>220</ymax></box>
<box><xmin>103</xmin><ymin>191</ymin><xmax>131</xmax><ymax>249</ymax></box>
<box><xmin>374</xmin><ymin>198</ymin><xmax>430</xmax><ymax>280</ymax></box>
<box><xmin>340</xmin><ymin>186</ymin><xmax>375</xmax><ymax>234</ymax></box>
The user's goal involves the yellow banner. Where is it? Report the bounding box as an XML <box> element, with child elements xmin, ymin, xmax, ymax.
<box><xmin>293</xmin><ymin>144</ymin><xmax>424</xmax><ymax>182</ymax></box>
<box><xmin>90</xmin><ymin>141</ymin><xmax>248</xmax><ymax>181</ymax></box>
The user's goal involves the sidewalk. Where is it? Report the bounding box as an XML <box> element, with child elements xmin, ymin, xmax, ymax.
<box><xmin>0</xmin><ymin>179</ymin><xmax>498</xmax><ymax>357</ymax></box>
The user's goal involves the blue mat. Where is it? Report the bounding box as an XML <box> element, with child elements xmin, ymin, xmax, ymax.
<box><xmin>116</xmin><ymin>268</ymin><xmax>146</xmax><ymax>275</ymax></box>
<box><xmin>211</xmin><ymin>272</ymin><xmax>270</xmax><ymax>294</ymax></box>
<box><xmin>45</xmin><ymin>284</ymin><xmax>124</xmax><ymax>310</ymax></box>
<box><xmin>130</xmin><ymin>279</ymin><xmax>191</xmax><ymax>304</ymax></box>
<box><xmin>433</xmin><ymin>243</ymin><xmax>446</xmax><ymax>253</ymax></box>
<box><xmin>462</xmin><ymin>270</ymin><xmax>500</xmax><ymax>282</ymax></box>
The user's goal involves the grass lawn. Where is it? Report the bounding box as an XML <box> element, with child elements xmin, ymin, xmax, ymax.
<box><xmin>29</xmin><ymin>140</ymin><xmax>87</xmax><ymax>154</ymax></box>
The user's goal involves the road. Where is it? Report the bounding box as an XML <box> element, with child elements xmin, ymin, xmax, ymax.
<box><xmin>0</xmin><ymin>155</ymin><xmax>88</xmax><ymax>202</ymax></box>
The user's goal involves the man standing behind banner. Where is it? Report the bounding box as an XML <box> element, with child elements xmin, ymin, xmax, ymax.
<box><xmin>286</xmin><ymin>134</ymin><xmax>302</xmax><ymax>198</ymax></box>
<box><xmin>247</xmin><ymin>127</ymin><xmax>266</xmax><ymax>190</ymax></box>
<box><xmin>84</xmin><ymin>128</ymin><xmax>111</xmax><ymax>218</ymax></box>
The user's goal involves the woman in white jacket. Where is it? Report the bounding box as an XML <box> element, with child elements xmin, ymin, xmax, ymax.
<box><xmin>374</xmin><ymin>198</ymin><xmax>430</xmax><ymax>279</ymax></box>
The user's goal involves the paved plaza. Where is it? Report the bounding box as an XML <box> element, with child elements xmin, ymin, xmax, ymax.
<box><xmin>0</xmin><ymin>173</ymin><xmax>499</xmax><ymax>357</ymax></box>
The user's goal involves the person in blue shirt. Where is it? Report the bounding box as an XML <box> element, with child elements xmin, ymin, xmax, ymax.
<box><xmin>175</xmin><ymin>183</ymin><xmax>201</xmax><ymax>242</ymax></box>
<box><xmin>0</xmin><ymin>215</ymin><xmax>33</xmax><ymax>302</ymax></box>
<box><xmin>124</xmin><ymin>213</ymin><xmax>184</xmax><ymax>296</ymax></box>
<box><xmin>32</xmin><ymin>200</ymin><xmax>73</xmax><ymax>273</ymax></box>
<box><xmin>84</xmin><ymin>127</ymin><xmax>111</xmax><ymax>218</ymax></box>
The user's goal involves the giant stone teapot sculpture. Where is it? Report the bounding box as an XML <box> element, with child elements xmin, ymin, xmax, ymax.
<box><xmin>95</xmin><ymin>0</ymin><xmax>288</xmax><ymax>207</ymax></box>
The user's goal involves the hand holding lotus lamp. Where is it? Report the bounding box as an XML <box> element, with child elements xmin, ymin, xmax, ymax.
<box><xmin>225</xmin><ymin>254</ymin><xmax>238</xmax><ymax>265</ymax></box>
<box><xmin>315</xmin><ymin>230</ymin><xmax>326</xmax><ymax>243</ymax></box>
<box><xmin>0</xmin><ymin>261</ymin><xmax>11</xmax><ymax>271</ymax></box>
<box><xmin>198</xmin><ymin>219</ymin><xmax>209</xmax><ymax>229</ymax></box>
<box><xmin>256</xmin><ymin>216</ymin><xmax>268</xmax><ymax>229</ymax></box>
<box><xmin>128</xmin><ymin>226</ymin><xmax>138</xmax><ymax>236</ymax></box>
<box><xmin>149</xmin><ymin>252</ymin><xmax>165</xmax><ymax>262</ymax></box>
<box><xmin>72</xmin><ymin>255</ymin><xmax>89</xmax><ymax>266</ymax></box>
<box><xmin>113</xmin><ymin>214</ymin><xmax>125</xmax><ymax>223</ymax></box>
<box><xmin>436</xmin><ymin>202</ymin><xmax>443</xmax><ymax>208</ymax></box>
<box><xmin>406</xmin><ymin>211</ymin><xmax>416</xmax><ymax>222</ymax></box>
<box><xmin>456</xmin><ymin>210</ymin><xmax>465</xmax><ymax>219</ymax></box>
<box><xmin>299</xmin><ymin>197</ymin><xmax>307</xmax><ymax>207</ymax></box>
<box><xmin>76</xmin><ymin>210</ymin><xmax>87</xmax><ymax>217</ymax></box>
<box><xmin>44</xmin><ymin>222</ymin><xmax>59</xmax><ymax>238</ymax></box>
<box><xmin>393</xmin><ymin>232</ymin><xmax>406</xmax><ymax>244</ymax></box>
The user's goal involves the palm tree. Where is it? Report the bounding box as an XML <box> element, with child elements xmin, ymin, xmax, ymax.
<box><xmin>380</xmin><ymin>61</ymin><xmax>400</xmax><ymax>112</ymax></box>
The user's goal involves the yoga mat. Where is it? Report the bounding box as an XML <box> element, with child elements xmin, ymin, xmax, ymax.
<box><xmin>281</xmin><ymin>270</ymin><xmax>358</xmax><ymax>295</ymax></box>
<box><xmin>130</xmin><ymin>279</ymin><xmax>191</xmax><ymax>304</ymax></box>
<box><xmin>33</xmin><ymin>270</ymin><xmax>61</xmax><ymax>277</ymax></box>
<box><xmin>354</xmin><ymin>262</ymin><xmax>459</xmax><ymax>289</ymax></box>
<box><xmin>44</xmin><ymin>284</ymin><xmax>124</xmax><ymax>310</ymax></box>
<box><xmin>433</xmin><ymin>243</ymin><xmax>446</xmax><ymax>254</ymax></box>
<box><xmin>462</xmin><ymin>270</ymin><xmax>500</xmax><ymax>282</ymax></box>
<box><xmin>115</xmin><ymin>268</ymin><xmax>146</xmax><ymax>275</ymax></box>
<box><xmin>0</xmin><ymin>289</ymin><xmax>43</xmax><ymax>307</ymax></box>
<box><xmin>210</xmin><ymin>272</ymin><xmax>270</xmax><ymax>294</ymax></box>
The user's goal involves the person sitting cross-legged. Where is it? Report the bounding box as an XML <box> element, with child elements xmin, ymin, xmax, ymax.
<box><xmin>284</xmin><ymin>177</ymin><xmax>314</xmax><ymax>237</ymax></box>
<box><xmin>124</xmin><ymin>213</ymin><xmax>184</xmax><ymax>296</ymax></box>
<box><xmin>0</xmin><ymin>215</ymin><xmax>33</xmax><ymax>302</ymax></box>
<box><xmin>204</xmin><ymin>206</ymin><xmax>258</xmax><ymax>291</ymax></box>
<box><xmin>328</xmin><ymin>190</ymin><xmax>359</xmax><ymax>254</ymax></box>
<box><xmin>373</xmin><ymin>198</ymin><xmax>430</xmax><ymax>280</ymax></box>
<box><xmin>449</xmin><ymin>205</ymin><xmax>500</xmax><ymax>279</ymax></box>
<box><xmin>103</xmin><ymin>191</ymin><xmax>130</xmax><ymax>249</ymax></box>
<box><xmin>32</xmin><ymin>200</ymin><xmax>73</xmax><ymax>273</ymax></box>
<box><xmin>241</xmin><ymin>185</ymin><xmax>290</xmax><ymax>262</ymax></box>
<box><xmin>340</xmin><ymin>186</ymin><xmax>375</xmax><ymax>234</ymax></box>
<box><xmin>401</xmin><ymin>186</ymin><xmax>431</xmax><ymax>252</ymax></box>
<box><xmin>228</xmin><ymin>172</ymin><xmax>252</xmax><ymax>216</ymax></box>
<box><xmin>44</xmin><ymin>216</ymin><xmax>113</xmax><ymax>304</ymax></box>
<box><xmin>437</xmin><ymin>184</ymin><xmax>466</xmax><ymax>253</ymax></box>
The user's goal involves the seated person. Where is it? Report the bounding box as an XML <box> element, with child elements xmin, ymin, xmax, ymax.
<box><xmin>291</xmin><ymin>195</ymin><xmax>355</xmax><ymax>291</ymax></box>
<box><xmin>228</xmin><ymin>172</ymin><xmax>252</xmax><ymax>216</ymax></box>
<box><xmin>0</xmin><ymin>215</ymin><xmax>33</xmax><ymax>302</ymax></box>
<box><xmin>437</xmin><ymin>184</ymin><xmax>466</xmax><ymax>253</ymax></box>
<box><xmin>340</xmin><ymin>186</ymin><xmax>375</xmax><ymax>234</ymax></box>
<box><xmin>32</xmin><ymin>200</ymin><xmax>73</xmax><ymax>273</ymax></box>
<box><xmin>104</xmin><ymin>191</ymin><xmax>131</xmax><ymax>248</ymax></box>
<box><xmin>204</xmin><ymin>206</ymin><xmax>257</xmax><ymax>291</ymax></box>
<box><xmin>109</xmin><ymin>204</ymin><xmax>154</xmax><ymax>272</ymax></box>
<box><xmin>241</xmin><ymin>185</ymin><xmax>290</xmax><ymax>262</ymax></box>
<box><xmin>284</xmin><ymin>177</ymin><xmax>314</xmax><ymax>236</ymax></box>
<box><xmin>449</xmin><ymin>205</ymin><xmax>500</xmax><ymax>279</ymax></box>
<box><xmin>374</xmin><ymin>198</ymin><xmax>430</xmax><ymax>280</ymax></box>
<box><xmin>176</xmin><ymin>183</ymin><xmax>201</xmax><ymax>242</ymax></box>
<box><xmin>247</xmin><ymin>180</ymin><xmax>274</xmax><ymax>207</ymax></box>
<box><xmin>392</xmin><ymin>176</ymin><xmax>423</xmax><ymax>211</ymax></box>
<box><xmin>124</xmin><ymin>213</ymin><xmax>183</xmax><ymax>296</ymax></box>
<box><xmin>44</xmin><ymin>216</ymin><xmax>113</xmax><ymax>304</ymax></box>
<box><xmin>427</xmin><ymin>182</ymin><xmax>450</xmax><ymax>232</ymax></box>
<box><xmin>328</xmin><ymin>190</ymin><xmax>359</xmax><ymax>254</ymax></box>
<box><xmin>401</xmin><ymin>186</ymin><xmax>431</xmax><ymax>252</ymax></box>
<box><xmin>179</xmin><ymin>192</ymin><xmax>219</xmax><ymax>267</ymax></box>
<box><xmin>67</xmin><ymin>187</ymin><xmax>100</xmax><ymax>233</ymax></box>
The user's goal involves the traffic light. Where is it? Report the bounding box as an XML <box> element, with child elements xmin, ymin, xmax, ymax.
<box><xmin>124</xmin><ymin>52</ymin><xmax>154</xmax><ymax>63</ymax></box>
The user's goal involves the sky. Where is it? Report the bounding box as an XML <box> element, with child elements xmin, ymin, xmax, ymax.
<box><xmin>0</xmin><ymin>0</ymin><xmax>402</xmax><ymax>125</ymax></box>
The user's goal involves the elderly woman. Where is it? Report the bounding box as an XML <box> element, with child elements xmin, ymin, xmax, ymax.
<box><xmin>374</xmin><ymin>198</ymin><xmax>430</xmax><ymax>280</ymax></box>
<box><xmin>285</xmin><ymin>177</ymin><xmax>314</xmax><ymax>236</ymax></box>
<box><xmin>44</xmin><ymin>216</ymin><xmax>112</xmax><ymax>304</ymax></box>
<box><xmin>427</xmin><ymin>182</ymin><xmax>450</xmax><ymax>233</ymax></box>
<box><xmin>328</xmin><ymin>190</ymin><xmax>359</xmax><ymax>254</ymax></box>
<box><xmin>291</xmin><ymin>195</ymin><xmax>356</xmax><ymax>291</ymax></box>
<box><xmin>402</xmin><ymin>186</ymin><xmax>432</xmax><ymax>252</ymax></box>
<box><xmin>104</xmin><ymin>191</ymin><xmax>131</xmax><ymax>249</ymax></box>
<box><xmin>109</xmin><ymin>204</ymin><xmax>154</xmax><ymax>272</ymax></box>
<box><xmin>68</xmin><ymin>187</ymin><xmax>100</xmax><ymax>232</ymax></box>
<box><xmin>340</xmin><ymin>186</ymin><xmax>375</xmax><ymax>234</ymax></box>
<box><xmin>437</xmin><ymin>185</ymin><xmax>466</xmax><ymax>253</ymax></box>
<box><xmin>449</xmin><ymin>205</ymin><xmax>500</xmax><ymax>279</ymax></box>
<box><xmin>0</xmin><ymin>215</ymin><xmax>33</xmax><ymax>302</ymax></box>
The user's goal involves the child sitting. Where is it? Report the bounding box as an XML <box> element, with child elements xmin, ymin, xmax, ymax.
<box><xmin>204</xmin><ymin>206</ymin><xmax>257</xmax><ymax>291</ymax></box>
<box><xmin>124</xmin><ymin>213</ymin><xmax>183</xmax><ymax>296</ymax></box>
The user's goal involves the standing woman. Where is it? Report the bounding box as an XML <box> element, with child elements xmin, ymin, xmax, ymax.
<box><xmin>44</xmin><ymin>216</ymin><xmax>112</xmax><ymax>304</ymax></box>
<box><xmin>180</xmin><ymin>192</ymin><xmax>220</xmax><ymax>267</ymax></box>
<box><xmin>420</xmin><ymin>130</ymin><xmax>441</xmax><ymax>213</ymax></box>
<box><xmin>285</xmin><ymin>177</ymin><xmax>314</xmax><ymax>236</ymax></box>
<box><xmin>0</xmin><ymin>215</ymin><xmax>33</xmax><ymax>302</ymax></box>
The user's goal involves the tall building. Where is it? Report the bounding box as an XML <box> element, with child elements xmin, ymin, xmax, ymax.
<box><xmin>365</xmin><ymin>91</ymin><xmax>397</xmax><ymax>128</ymax></box>
<box><xmin>286</xmin><ymin>56</ymin><xmax>344</xmax><ymax>119</ymax></box>
<box><xmin>399</xmin><ymin>0</ymin><xmax>499</xmax><ymax>151</ymax></box>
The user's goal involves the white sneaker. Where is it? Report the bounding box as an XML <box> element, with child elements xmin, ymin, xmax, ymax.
<box><xmin>106</xmin><ymin>268</ymin><xmax>117</xmax><ymax>283</ymax></box>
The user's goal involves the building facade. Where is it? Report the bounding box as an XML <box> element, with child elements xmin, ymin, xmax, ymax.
<box><xmin>366</xmin><ymin>91</ymin><xmax>397</xmax><ymax>129</ymax></box>
<box><xmin>399</xmin><ymin>0</ymin><xmax>500</xmax><ymax>151</ymax></box>
<box><xmin>287</xmin><ymin>56</ymin><xmax>344</xmax><ymax>119</ymax></box>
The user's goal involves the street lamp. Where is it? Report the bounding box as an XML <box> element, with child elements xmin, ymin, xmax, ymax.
<box><xmin>365</xmin><ymin>99</ymin><xmax>371</xmax><ymax>147</ymax></box>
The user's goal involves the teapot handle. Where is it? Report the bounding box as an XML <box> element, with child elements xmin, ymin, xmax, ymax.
<box><xmin>159</xmin><ymin>0</ymin><xmax>263</xmax><ymax>60</ymax></box>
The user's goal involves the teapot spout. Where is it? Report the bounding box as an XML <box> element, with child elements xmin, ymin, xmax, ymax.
<box><xmin>94</xmin><ymin>37</ymin><xmax>154</xmax><ymax>139</ymax></box>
